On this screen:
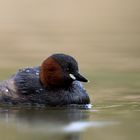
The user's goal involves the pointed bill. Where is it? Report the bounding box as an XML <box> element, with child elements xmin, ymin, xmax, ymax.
<box><xmin>74</xmin><ymin>72</ymin><xmax>88</xmax><ymax>82</ymax></box>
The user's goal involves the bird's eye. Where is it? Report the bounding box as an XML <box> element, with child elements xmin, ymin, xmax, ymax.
<box><xmin>66</xmin><ymin>68</ymin><xmax>69</xmax><ymax>71</ymax></box>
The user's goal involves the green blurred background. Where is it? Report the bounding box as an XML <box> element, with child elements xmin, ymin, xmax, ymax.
<box><xmin>0</xmin><ymin>0</ymin><xmax>140</xmax><ymax>103</ymax></box>
<box><xmin>0</xmin><ymin>0</ymin><xmax>140</xmax><ymax>140</ymax></box>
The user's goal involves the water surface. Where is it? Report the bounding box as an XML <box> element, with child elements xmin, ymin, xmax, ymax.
<box><xmin>0</xmin><ymin>100</ymin><xmax>140</xmax><ymax>140</ymax></box>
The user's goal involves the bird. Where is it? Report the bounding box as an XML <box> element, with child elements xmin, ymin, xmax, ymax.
<box><xmin>0</xmin><ymin>53</ymin><xmax>90</xmax><ymax>107</ymax></box>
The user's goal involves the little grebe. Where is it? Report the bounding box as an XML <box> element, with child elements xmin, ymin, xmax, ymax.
<box><xmin>0</xmin><ymin>54</ymin><xmax>90</xmax><ymax>106</ymax></box>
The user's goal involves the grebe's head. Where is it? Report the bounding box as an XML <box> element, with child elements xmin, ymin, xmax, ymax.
<box><xmin>40</xmin><ymin>53</ymin><xmax>88</xmax><ymax>88</ymax></box>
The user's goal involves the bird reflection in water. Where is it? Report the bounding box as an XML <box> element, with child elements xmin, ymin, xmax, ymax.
<box><xmin>0</xmin><ymin>107</ymin><xmax>90</xmax><ymax>140</ymax></box>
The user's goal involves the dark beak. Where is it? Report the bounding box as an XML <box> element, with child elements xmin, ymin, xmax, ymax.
<box><xmin>74</xmin><ymin>72</ymin><xmax>88</xmax><ymax>82</ymax></box>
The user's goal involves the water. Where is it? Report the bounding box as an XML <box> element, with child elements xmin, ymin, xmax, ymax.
<box><xmin>0</xmin><ymin>102</ymin><xmax>139</xmax><ymax>140</ymax></box>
